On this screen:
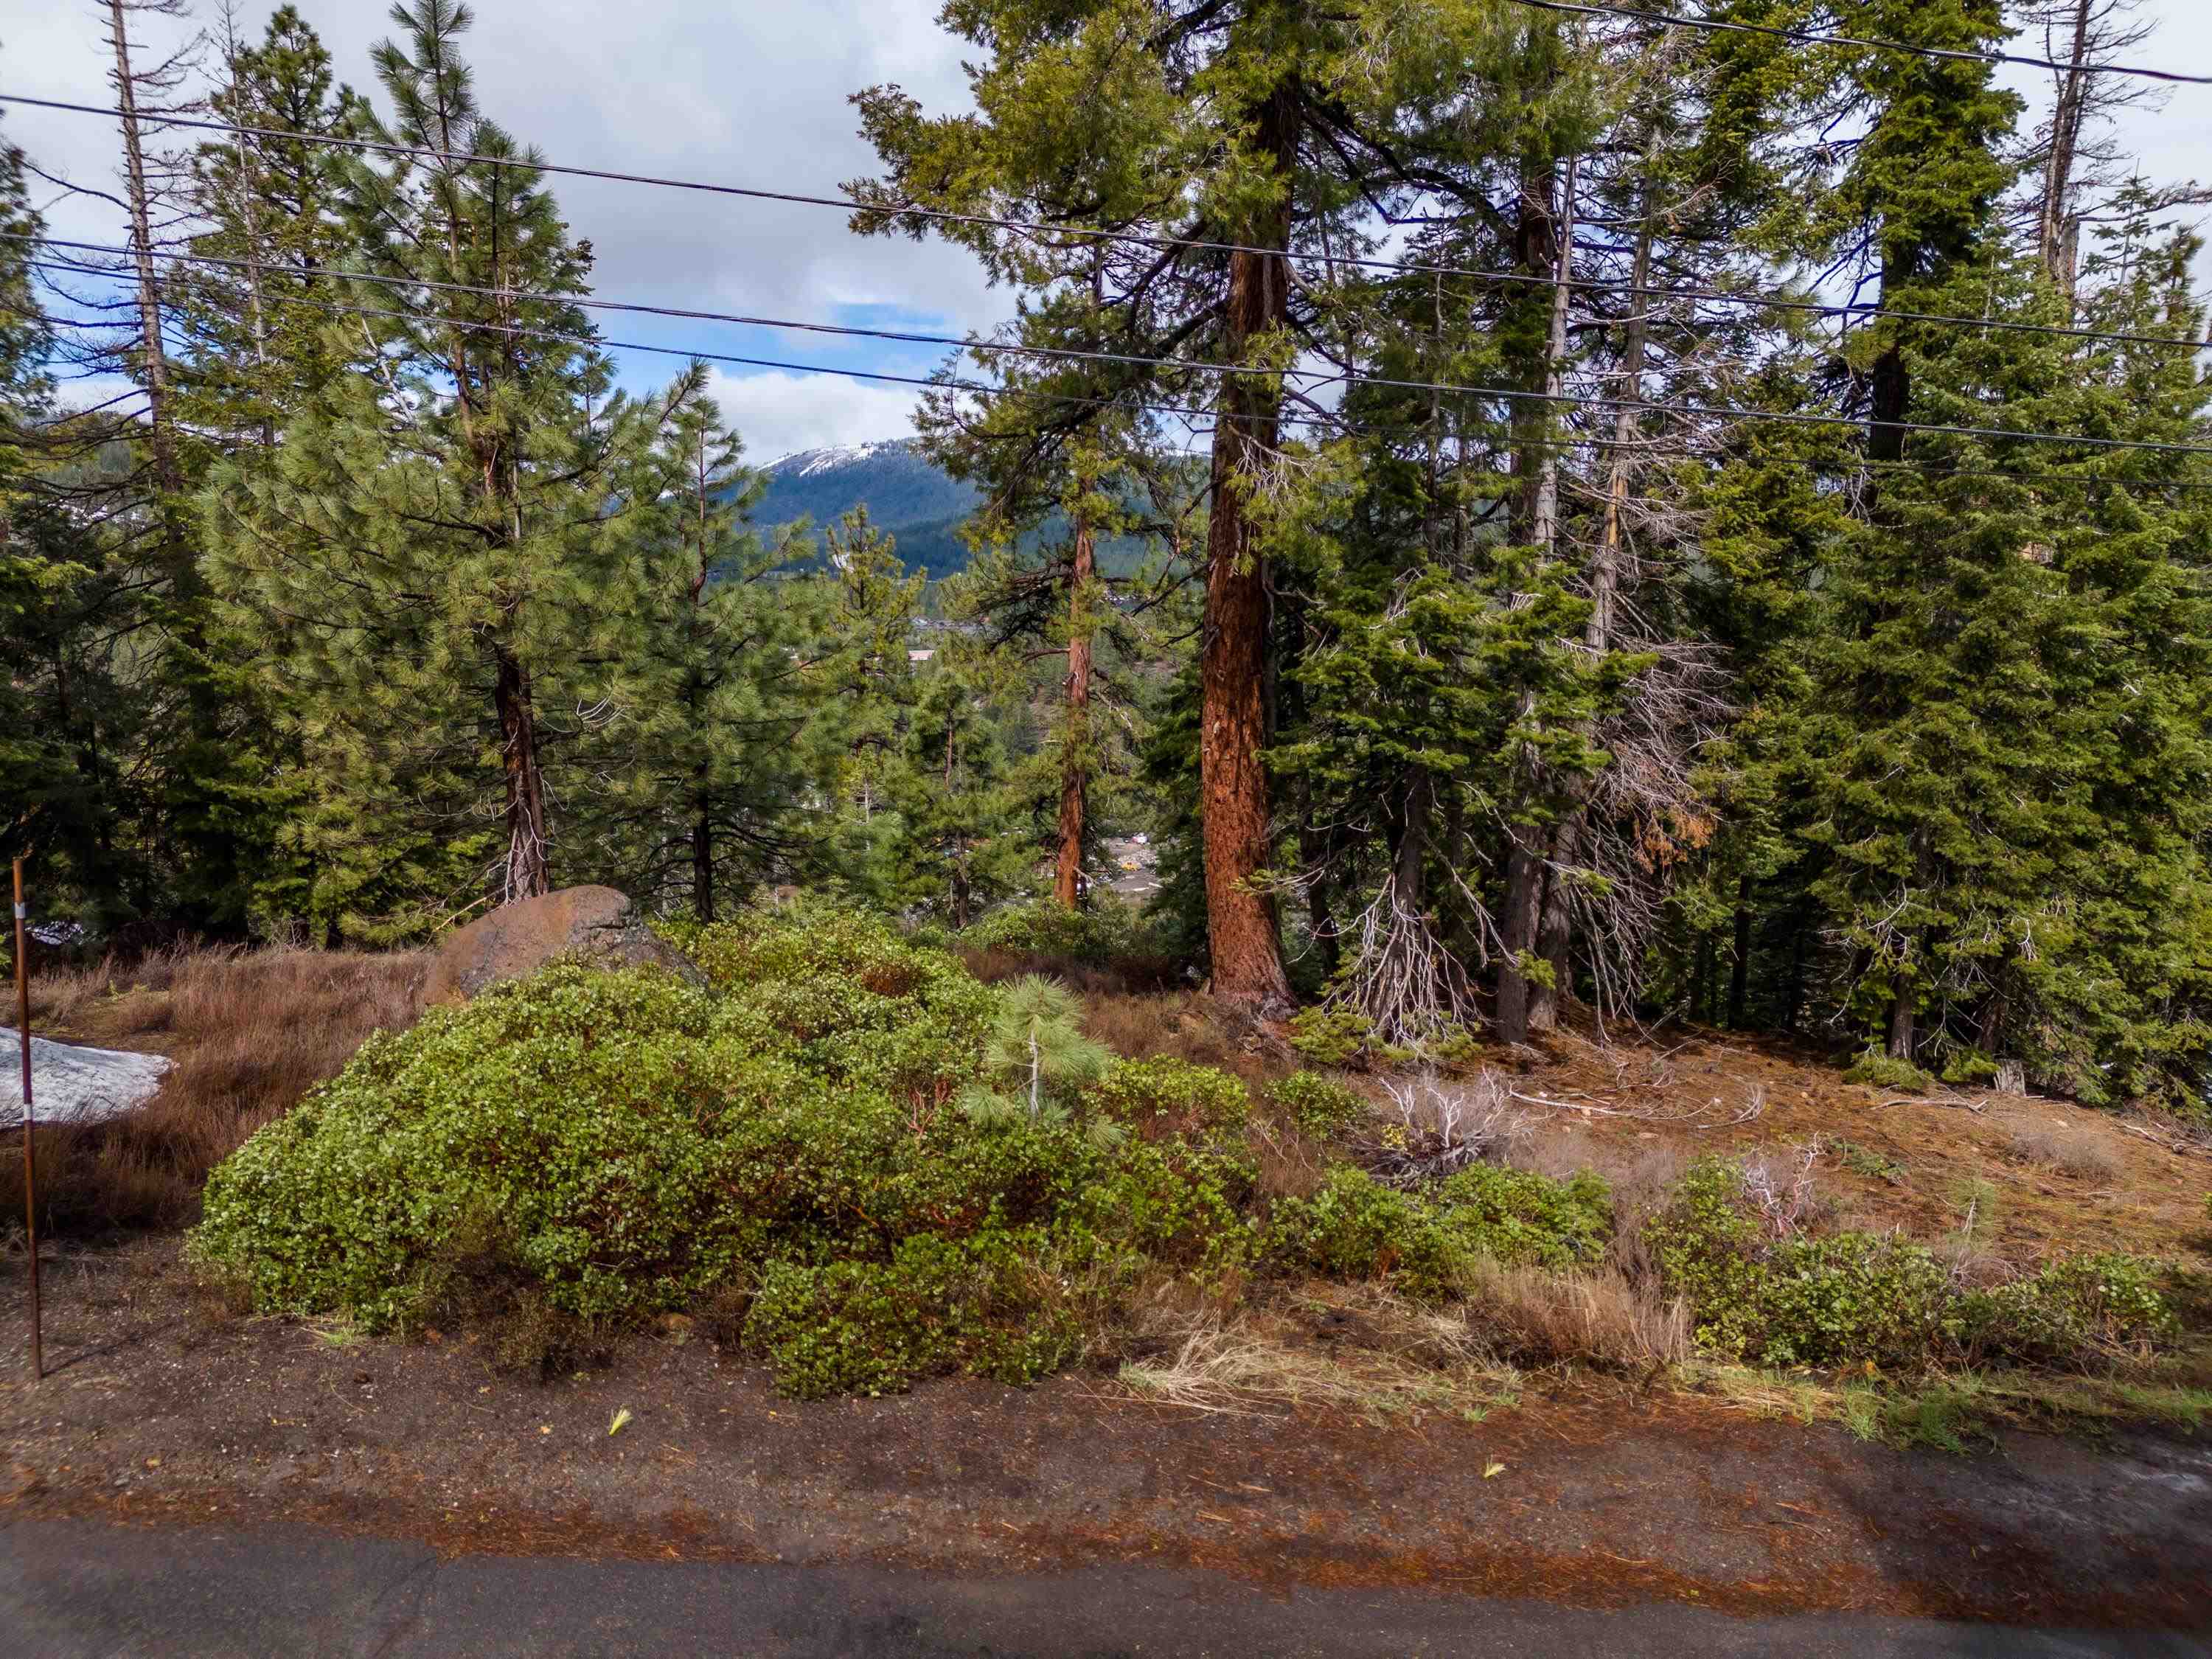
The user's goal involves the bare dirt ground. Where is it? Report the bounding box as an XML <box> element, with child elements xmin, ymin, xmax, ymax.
<box><xmin>2</xmin><ymin>1237</ymin><xmax>2208</xmax><ymax>1634</ymax></box>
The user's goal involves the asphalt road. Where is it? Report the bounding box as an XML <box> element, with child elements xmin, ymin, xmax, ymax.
<box><xmin>3</xmin><ymin>1518</ymin><xmax>2207</xmax><ymax>1658</ymax></box>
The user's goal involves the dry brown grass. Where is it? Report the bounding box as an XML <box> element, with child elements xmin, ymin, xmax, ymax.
<box><xmin>2004</xmin><ymin>1123</ymin><xmax>2123</xmax><ymax>1183</ymax></box>
<box><xmin>23</xmin><ymin>944</ymin><xmax>195</xmax><ymax>1038</ymax></box>
<box><xmin>959</xmin><ymin>945</ymin><xmax>1180</xmax><ymax>997</ymax></box>
<box><xmin>1079</xmin><ymin>988</ymin><xmax>1294</xmax><ymax>1095</ymax></box>
<box><xmin>4</xmin><ymin>945</ymin><xmax>425</xmax><ymax>1235</ymax></box>
<box><xmin>1455</xmin><ymin>1259</ymin><xmax>1691</xmax><ymax>1369</ymax></box>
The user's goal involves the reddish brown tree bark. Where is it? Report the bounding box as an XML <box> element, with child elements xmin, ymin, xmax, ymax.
<box><xmin>1199</xmin><ymin>86</ymin><xmax>1296</xmax><ymax>1015</ymax></box>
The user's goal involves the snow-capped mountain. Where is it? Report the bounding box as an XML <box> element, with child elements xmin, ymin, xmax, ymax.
<box><xmin>751</xmin><ymin>438</ymin><xmax>978</xmax><ymax>580</ymax></box>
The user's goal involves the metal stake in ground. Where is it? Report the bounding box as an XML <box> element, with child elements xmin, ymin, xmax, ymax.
<box><xmin>13</xmin><ymin>856</ymin><xmax>36</xmax><ymax>1382</ymax></box>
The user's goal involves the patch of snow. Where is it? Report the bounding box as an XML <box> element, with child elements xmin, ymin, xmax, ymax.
<box><xmin>0</xmin><ymin>1030</ymin><xmax>172</xmax><ymax>1128</ymax></box>
<box><xmin>785</xmin><ymin>439</ymin><xmax>902</xmax><ymax>478</ymax></box>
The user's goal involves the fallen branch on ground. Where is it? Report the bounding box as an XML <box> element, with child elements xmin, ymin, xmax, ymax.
<box><xmin>1507</xmin><ymin>1088</ymin><xmax>1765</xmax><ymax>1130</ymax></box>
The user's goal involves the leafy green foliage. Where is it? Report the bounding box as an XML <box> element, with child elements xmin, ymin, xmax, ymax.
<box><xmin>1647</xmin><ymin>1159</ymin><xmax>2181</xmax><ymax>1368</ymax></box>
<box><xmin>744</xmin><ymin>1231</ymin><xmax>1084</xmax><ymax>1399</ymax></box>
<box><xmin>1958</xmin><ymin>1255</ymin><xmax>2180</xmax><ymax>1365</ymax></box>
<box><xmin>1266</xmin><ymin>1164</ymin><xmax>1613</xmax><ymax>1301</ymax></box>
<box><xmin>191</xmin><ymin>908</ymin><xmax>1247</xmax><ymax>1392</ymax></box>
<box><xmin>1087</xmin><ymin>1057</ymin><xmax>1250</xmax><ymax>1145</ymax></box>
<box><xmin>1286</xmin><ymin>1007</ymin><xmax>1380</xmax><ymax>1068</ymax></box>
<box><xmin>1266</xmin><ymin>1072</ymin><xmax>1368</xmax><ymax>1138</ymax></box>
<box><xmin>964</xmin><ymin>900</ymin><xmax>1161</xmax><ymax>967</ymax></box>
<box><xmin>963</xmin><ymin>975</ymin><xmax>1113</xmax><ymax>1127</ymax></box>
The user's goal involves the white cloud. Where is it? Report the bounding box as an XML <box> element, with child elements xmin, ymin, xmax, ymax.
<box><xmin>10</xmin><ymin>0</ymin><xmax>2212</xmax><ymax>450</ymax></box>
<box><xmin>1</xmin><ymin>0</ymin><xmax>1001</xmax><ymax>355</ymax></box>
<box><xmin>704</xmin><ymin>369</ymin><xmax>921</xmax><ymax>464</ymax></box>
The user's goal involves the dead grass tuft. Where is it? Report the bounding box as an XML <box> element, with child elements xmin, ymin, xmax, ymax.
<box><xmin>1116</xmin><ymin>1310</ymin><xmax>1513</xmax><ymax>1421</ymax></box>
<box><xmin>5</xmin><ymin>945</ymin><xmax>425</xmax><ymax>1235</ymax></box>
<box><xmin>1455</xmin><ymin>1259</ymin><xmax>1692</xmax><ymax>1369</ymax></box>
<box><xmin>2005</xmin><ymin>1122</ymin><xmax>2122</xmax><ymax>1183</ymax></box>
<box><xmin>24</xmin><ymin>945</ymin><xmax>198</xmax><ymax>1037</ymax></box>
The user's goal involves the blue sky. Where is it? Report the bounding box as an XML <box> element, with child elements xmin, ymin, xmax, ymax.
<box><xmin>5</xmin><ymin>0</ymin><xmax>2211</xmax><ymax>460</ymax></box>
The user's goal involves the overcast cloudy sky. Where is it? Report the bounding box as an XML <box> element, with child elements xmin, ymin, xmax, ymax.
<box><xmin>4</xmin><ymin>0</ymin><xmax>2211</xmax><ymax>461</ymax></box>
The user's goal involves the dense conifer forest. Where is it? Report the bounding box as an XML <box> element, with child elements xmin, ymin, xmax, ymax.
<box><xmin>8</xmin><ymin>0</ymin><xmax>2212</xmax><ymax>1112</ymax></box>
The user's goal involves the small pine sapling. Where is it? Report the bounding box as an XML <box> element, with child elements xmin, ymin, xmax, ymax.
<box><xmin>961</xmin><ymin>975</ymin><xmax>1113</xmax><ymax>1136</ymax></box>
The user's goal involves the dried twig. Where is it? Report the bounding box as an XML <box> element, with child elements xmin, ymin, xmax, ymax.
<box><xmin>1508</xmin><ymin>1085</ymin><xmax>1765</xmax><ymax>1130</ymax></box>
<box><xmin>1877</xmin><ymin>1093</ymin><xmax>1986</xmax><ymax>1114</ymax></box>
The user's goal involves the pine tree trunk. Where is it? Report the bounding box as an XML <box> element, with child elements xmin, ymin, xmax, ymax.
<box><xmin>1529</xmin><ymin>817</ymin><xmax>1576</xmax><ymax>1032</ymax></box>
<box><xmin>1497</xmin><ymin>157</ymin><xmax>1575</xmax><ymax>1042</ymax></box>
<box><xmin>1532</xmin><ymin>151</ymin><xmax>1653</xmax><ymax>1035</ymax></box>
<box><xmin>1495</xmin><ymin>833</ymin><xmax>1543</xmax><ymax>1044</ymax></box>
<box><xmin>493</xmin><ymin>646</ymin><xmax>551</xmax><ymax>902</ymax></box>
<box><xmin>1886</xmin><ymin>981</ymin><xmax>1916</xmax><ymax>1062</ymax></box>
<box><xmin>1727</xmin><ymin>874</ymin><xmax>1753</xmax><ymax>1029</ymax></box>
<box><xmin>107</xmin><ymin>0</ymin><xmax>182</xmax><ymax>504</ymax></box>
<box><xmin>1198</xmin><ymin>85</ymin><xmax>1295</xmax><ymax>1015</ymax></box>
<box><xmin>1784</xmin><ymin>916</ymin><xmax>1808</xmax><ymax>1032</ymax></box>
<box><xmin>215</xmin><ymin>9</ymin><xmax>273</xmax><ymax>442</ymax></box>
<box><xmin>1868</xmin><ymin>246</ymin><xmax>1911</xmax><ymax>468</ymax></box>
<box><xmin>1054</xmin><ymin>513</ymin><xmax>1095</xmax><ymax>910</ymax></box>
<box><xmin>691</xmin><ymin>790</ymin><xmax>714</xmax><ymax>924</ymax></box>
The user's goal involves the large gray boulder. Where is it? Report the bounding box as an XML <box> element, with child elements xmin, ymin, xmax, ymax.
<box><xmin>0</xmin><ymin>1032</ymin><xmax>172</xmax><ymax>1128</ymax></box>
<box><xmin>416</xmin><ymin>886</ymin><xmax>705</xmax><ymax>1009</ymax></box>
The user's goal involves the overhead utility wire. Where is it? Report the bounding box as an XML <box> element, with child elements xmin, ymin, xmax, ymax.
<box><xmin>31</xmin><ymin>288</ymin><xmax>2212</xmax><ymax>512</ymax></box>
<box><xmin>29</xmin><ymin>297</ymin><xmax>2212</xmax><ymax>520</ymax></box>
<box><xmin>27</xmin><ymin>256</ymin><xmax>2212</xmax><ymax>499</ymax></box>
<box><xmin>27</xmin><ymin>233</ymin><xmax>2212</xmax><ymax>459</ymax></box>
<box><xmin>1505</xmin><ymin>0</ymin><xmax>2212</xmax><ymax>86</ymax></box>
<box><xmin>1</xmin><ymin>91</ymin><xmax>2202</xmax><ymax>356</ymax></box>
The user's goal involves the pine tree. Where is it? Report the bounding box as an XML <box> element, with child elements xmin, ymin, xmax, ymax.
<box><xmin>204</xmin><ymin>0</ymin><xmax>676</xmax><ymax>929</ymax></box>
<box><xmin>879</xmin><ymin>645</ymin><xmax>1038</xmax><ymax>930</ymax></box>
<box><xmin>917</xmin><ymin>341</ymin><xmax>1194</xmax><ymax>913</ymax></box>
<box><xmin>175</xmin><ymin>3</ymin><xmax>358</xmax><ymax>456</ymax></box>
<box><xmin>849</xmin><ymin>0</ymin><xmax>1519</xmax><ymax>1011</ymax></box>
<box><xmin>568</xmin><ymin>367</ymin><xmax>838</xmax><ymax>920</ymax></box>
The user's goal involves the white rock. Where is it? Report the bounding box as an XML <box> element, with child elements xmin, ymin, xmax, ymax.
<box><xmin>0</xmin><ymin>1029</ymin><xmax>172</xmax><ymax>1128</ymax></box>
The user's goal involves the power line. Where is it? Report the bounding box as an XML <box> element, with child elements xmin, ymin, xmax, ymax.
<box><xmin>1</xmin><ymin>91</ymin><xmax>2203</xmax><ymax>357</ymax></box>
<box><xmin>27</xmin><ymin>232</ymin><xmax>2212</xmax><ymax>459</ymax></box>
<box><xmin>29</xmin><ymin>257</ymin><xmax>2212</xmax><ymax>502</ymax></box>
<box><xmin>1506</xmin><ymin>0</ymin><xmax>2212</xmax><ymax>86</ymax></box>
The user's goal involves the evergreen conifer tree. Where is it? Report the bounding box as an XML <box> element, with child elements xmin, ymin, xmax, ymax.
<box><xmin>205</xmin><ymin>0</ymin><xmax>678</xmax><ymax>930</ymax></box>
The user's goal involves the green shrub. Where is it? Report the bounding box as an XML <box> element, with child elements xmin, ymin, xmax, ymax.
<box><xmin>1065</xmin><ymin>1140</ymin><xmax>1259</xmax><ymax>1270</ymax></box>
<box><xmin>1435</xmin><ymin>1164</ymin><xmax>1613</xmax><ymax>1271</ymax></box>
<box><xmin>1265</xmin><ymin>1162</ymin><xmax>1613</xmax><ymax>1301</ymax></box>
<box><xmin>1842</xmin><ymin>1050</ymin><xmax>1938</xmax><ymax>1094</ymax></box>
<box><xmin>1647</xmin><ymin>1158</ymin><xmax>2183</xmax><ymax>1371</ymax></box>
<box><xmin>1284</xmin><ymin>1006</ymin><xmax>1379</xmax><ymax>1066</ymax></box>
<box><xmin>1940</xmin><ymin>1052</ymin><xmax>1999</xmax><ymax>1085</ymax></box>
<box><xmin>1266</xmin><ymin>1072</ymin><xmax>1368</xmax><ymax>1138</ymax></box>
<box><xmin>1960</xmin><ymin>1255</ymin><xmax>2179</xmax><ymax>1364</ymax></box>
<box><xmin>1646</xmin><ymin>1159</ymin><xmax>1955</xmax><ymax>1366</ymax></box>
<box><xmin>1265</xmin><ymin>1168</ymin><xmax>1456</xmax><ymax>1295</ymax></box>
<box><xmin>744</xmin><ymin>1228</ymin><xmax>1085</xmax><ymax>1399</ymax></box>
<box><xmin>1088</xmin><ymin>1056</ymin><xmax>1250</xmax><ymax>1144</ymax></box>
<box><xmin>964</xmin><ymin>900</ymin><xmax>1158</xmax><ymax>966</ymax></box>
<box><xmin>191</xmin><ymin>911</ymin><xmax>1271</xmax><ymax>1394</ymax></box>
